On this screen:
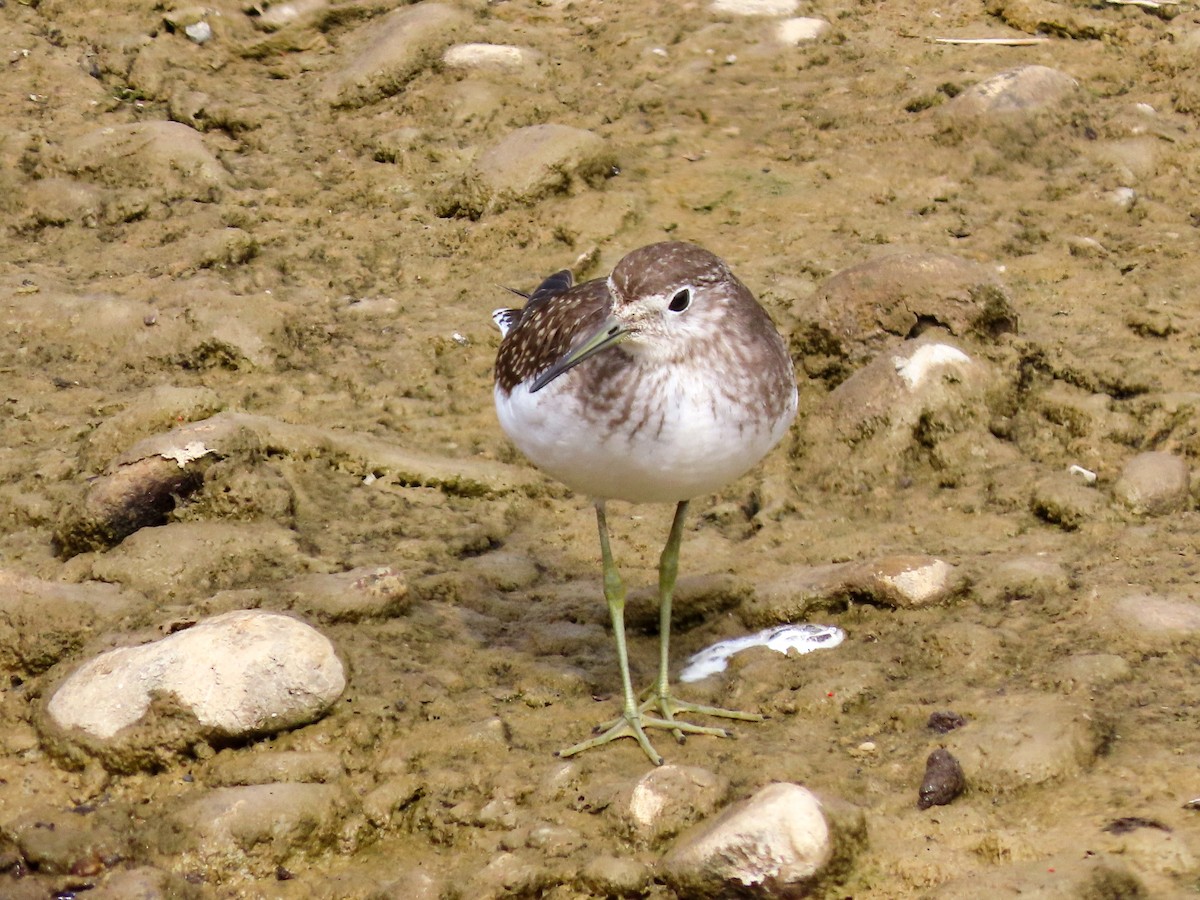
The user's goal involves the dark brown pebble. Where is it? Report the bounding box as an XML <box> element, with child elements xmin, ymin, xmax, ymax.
<box><xmin>918</xmin><ymin>747</ymin><xmax>965</xmax><ymax>809</ymax></box>
<box><xmin>927</xmin><ymin>710</ymin><xmax>967</xmax><ymax>733</ymax></box>
<box><xmin>1103</xmin><ymin>816</ymin><xmax>1170</xmax><ymax>835</ymax></box>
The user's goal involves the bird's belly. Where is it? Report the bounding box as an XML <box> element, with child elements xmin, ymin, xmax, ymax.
<box><xmin>495</xmin><ymin>372</ymin><xmax>793</xmax><ymax>504</ymax></box>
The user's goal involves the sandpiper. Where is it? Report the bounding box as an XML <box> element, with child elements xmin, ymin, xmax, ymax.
<box><xmin>492</xmin><ymin>241</ymin><xmax>798</xmax><ymax>765</ymax></box>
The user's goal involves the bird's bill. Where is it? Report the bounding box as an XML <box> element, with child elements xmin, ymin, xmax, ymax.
<box><xmin>529</xmin><ymin>314</ymin><xmax>631</xmax><ymax>393</ymax></box>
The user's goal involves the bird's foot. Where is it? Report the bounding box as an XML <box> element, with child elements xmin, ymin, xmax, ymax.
<box><xmin>559</xmin><ymin>695</ymin><xmax>761</xmax><ymax>765</ymax></box>
<box><xmin>639</xmin><ymin>691</ymin><xmax>763</xmax><ymax>744</ymax></box>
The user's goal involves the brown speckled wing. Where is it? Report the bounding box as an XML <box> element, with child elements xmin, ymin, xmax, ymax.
<box><xmin>494</xmin><ymin>275</ymin><xmax>612</xmax><ymax>394</ymax></box>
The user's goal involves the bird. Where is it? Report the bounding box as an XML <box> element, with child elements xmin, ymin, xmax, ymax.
<box><xmin>491</xmin><ymin>241</ymin><xmax>798</xmax><ymax>765</ymax></box>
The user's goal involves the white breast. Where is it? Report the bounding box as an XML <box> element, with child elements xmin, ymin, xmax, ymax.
<box><xmin>495</xmin><ymin>364</ymin><xmax>796</xmax><ymax>504</ymax></box>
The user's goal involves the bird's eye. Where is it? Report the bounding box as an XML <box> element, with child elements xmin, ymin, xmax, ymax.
<box><xmin>668</xmin><ymin>289</ymin><xmax>691</xmax><ymax>313</ymax></box>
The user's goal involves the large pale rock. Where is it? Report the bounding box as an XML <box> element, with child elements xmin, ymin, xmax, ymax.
<box><xmin>43</xmin><ymin>610</ymin><xmax>345</xmax><ymax>771</ymax></box>
<box><xmin>661</xmin><ymin>783</ymin><xmax>836</xmax><ymax>896</ymax></box>
<box><xmin>321</xmin><ymin>3</ymin><xmax>468</xmax><ymax>108</ymax></box>
<box><xmin>439</xmin><ymin>124</ymin><xmax>617</xmax><ymax>217</ymax></box>
<box><xmin>1112</xmin><ymin>451</ymin><xmax>1190</xmax><ymax>516</ymax></box>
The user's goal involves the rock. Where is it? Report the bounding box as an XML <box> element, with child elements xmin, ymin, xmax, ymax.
<box><xmin>275</xmin><ymin>566</ymin><xmax>411</xmax><ymax>622</ymax></box>
<box><xmin>204</xmin><ymin>749</ymin><xmax>345</xmax><ymax>786</ymax></box>
<box><xmin>943</xmin><ymin>694</ymin><xmax>1110</xmax><ymax>792</ymax></box>
<box><xmin>808</xmin><ymin>337</ymin><xmax>1000</xmax><ymax>486</ymax></box>
<box><xmin>0</xmin><ymin>570</ymin><xmax>148</xmax><ymax>675</ymax></box>
<box><xmin>1109</xmin><ymin>592</ymin><xmax>1200</xmax><ymax>638</ymax></box>
<box><xmin>54</xmin><ymin>453</ymin><xmax>210</xmax><ymax>558</ymax></box>
<box><xmin>81</xmin><ymin>385</ymin><xmax>224</xmax><ymax>471</ymax></box>
<box><xmin>776</xmin><ymin>17</ymin><xmax>831</xmax><ymax>44</ymax></box>
<box><xmin>7</xmin><ymin>803</ymin><xmax>129</xmax><ymax>875</ymax></box>
<box><xmin>61</xmin><ymin>412</ymin><xmax>527</xmax><ymax>559</ymax></box>
<box><xmin>184</xmin><ymin>21</ymin><xmax>212</xmax><ymax>45</ymax></box>
<box><xmin>1051</xmin><ymin>653</ymin><xmax>1131</xmax><ymax>692</ymax></box>
<box><xmin>661</xmin><ymin>783</ymin><xmax>837</xmax><ymax>896</ymax></box>
<box><xmin>442</xmin><ymin>43</ymin><xmax>539</xmax><ymax>72</ymax></box>
<box><xmin>918</xmin><ymin>748</ymin><xmax>966</xmax><ymax>809</ymax></box>
<box><xmin>1105</xmin><ymin>186</ymin><xmax>1137</xmax><ymax>209</ymax></box>
<box><xmin>1097</xmin><ymin>818</ymin><xmax>1197</xmax><ymax>878</ymax></box>
<box><xmin>20</xmin><ymin>177</ymin><xmax>104</xmax><ymax>228</ymax></box>
<box><xmin>321</xmin><ymin>3</ymin><xmax>468</xmax><ymax>108</ymax></box>
<box><xmin>462</xmin><ymin>852</ymin><xmax>542</xmax><ymax>899</ymax></box>
<box><xmin>930</xmin><ymin>852</ymin><xmax>1145</xmax><ymax>898</ymax></box>
<box><xmin>797</xmin><ymin>250</ymin><xmax>1017</xmax><ymax>376</ymax></box>
<box><xmin>742</xmin><ymin>554</ymin><xmax>960</xmax><ymax>625</ymax></box>
<box><xmin>927</xmin><ymin>711</ymin><xmax>967</xmax><ymax>733</ymax></box>
<box><xmin>577</xmin><ymin>855</ymin><xmax>651</xmax><ymax>895</ymax></box>
<box><xmin>1112</xmin><ymin>451</ymin><xmax>1190</xmax><ymax>516</ymax></box>
<box><xmin>741</xmin><ymin>562</ymin><xmax>857</xmax><ymax>624</ymax></box>
<box><xmin>974</xmin><ymin>553</ymin><xmax>1072</xmax><ymax>605</ymax></box>
<box><xmin>610</xmin><ymin>765</ymin><xmax>730</xmax><ymax>845</ymax></box>
<box><xmin>54</xmin><ymin>121</ymin><xmax>229</xmax><ymax>202</ymax></box>
<box><xmin>1029</xmin><ymin>472</ymin><xmax>1104</xmax><ymax>531</ymax></box>
<box><xmin>524</xmin><ymin>823</ymin><xmax>584</xmax><ymax>857</ymax></box>
<box><xmin>849</xmin><ymin>555</ymin><xmax>963</xmax><ymax>609</ymax></box>
<box><xmin>711</xmin><ymin>0</ymin><xmax>799</xmax><ymax>14</ymax></box>
<box><xmin>42</xmin><ymin>609</ymin><xmax>345</xmax><ymax>771</ymax></box>
<box><xmin>944</xmin><ymin>65</ymin><xmax>1079</xmax><ymax>118</ymax></box>
<box><xmin>153</xmin><ymin>782</ymin><xmax>356</xmax><ymax>873</ymax></box>
<box><xmin>439</xmin><ymin>124</ymin><xmax>617</xmax><ymax>218</ymax></box>
<box><xmin>251</xmin><ymin>0</ymin><xmax>328</xmax><ymax>32</ymax></box>
<box><xmin>86</xmin><ymin>521</ymin><xmax>312</xmax><ymax>601</ymax></box>
<box><xmin>362</xmin><ymin>773</ymin><xmax>423</xmax><ymax>828</ymax></box>
<box><xmin>987</xmin><ymin>0</ymin><xmax>1117</xmax><ymax>41</ymax></box>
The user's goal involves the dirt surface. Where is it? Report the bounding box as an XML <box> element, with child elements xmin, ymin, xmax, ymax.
<box><xmin>3</xmin><ymin>0</ymin><xmax>1200</xmax><ymax>896</ymax></box>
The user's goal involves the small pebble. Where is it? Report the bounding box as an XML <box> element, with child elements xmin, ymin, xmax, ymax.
<box><xmin>1105</xmin><ymin>187</ymin><xmax>1137</xmax><ymax>209</ymax></box>
<box><xmin>185</xmin><ymin>21</ymin><xmax>212</xmax><ymax>44</ymax></box>
<box><xmin>1068</xmin><ymin>464</ymin><xmax>1097</xmax><ymax>484</ymax></box>
<box><xmin>918</xmin><ymin>748</ymin><xmax>966</xmax><ymax>809</ymax></box>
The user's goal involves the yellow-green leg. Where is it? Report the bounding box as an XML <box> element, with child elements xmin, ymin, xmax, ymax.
<box><xmin>558</xmin><ymin>501</ymin><xmax>760</xmax><ymax>766</ymax></box>
<box><xmin>645</xmin><ymin>501</ymin><xmax>763</xmax><ymax>742</ymax></box>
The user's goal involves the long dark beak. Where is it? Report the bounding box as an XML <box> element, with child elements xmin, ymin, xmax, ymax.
<box><xmin>529</xmin><ymin>314</ymin><xmax>631</xmax><ymax>393</ymax></box>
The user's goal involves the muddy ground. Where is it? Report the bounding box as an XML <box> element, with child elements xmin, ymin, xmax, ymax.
<box><xmin>3</xmin><ymin>0</ymin><xmax>1200</xmax><ymax>897</ymax></box>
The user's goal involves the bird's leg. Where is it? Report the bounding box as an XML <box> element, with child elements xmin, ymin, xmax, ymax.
<box><xmin>558</xmin><ymin>502</ymin><xmax>730</xmax><ymax>766</ymax></box>
<box><xmin>645</xmin><ymin>500</ymin><xmax>763</xmax><ymax>742</ymax></box>
<box><xmin>558</xmin><ymin>501</ymin><xmax>665</xmax><ymax>765</ymax></box>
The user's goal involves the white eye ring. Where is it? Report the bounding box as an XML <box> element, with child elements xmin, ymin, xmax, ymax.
<box><xmin>668</xmin><ymin>289</ymin><xmax>691</xmax><ymax>313</ymax></box>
